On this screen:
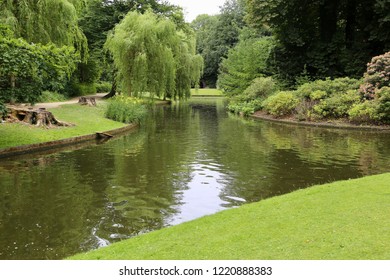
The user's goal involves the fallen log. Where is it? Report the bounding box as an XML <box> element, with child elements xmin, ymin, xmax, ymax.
<box><xmin>6</xmin><ymin>106</ymin><xmax>74</xmax><ymax>128</ymax></box>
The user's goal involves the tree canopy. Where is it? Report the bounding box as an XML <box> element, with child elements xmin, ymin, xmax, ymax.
<box><xmin>0</xmin><ymin>0</ymin><xmax>88</xmax><ymax>58</ymax></box>
<box><xmin>105</xmin><ymin>10</ymin><xmax>203</xmax><ymax>100</ymax></box>
<box><xmin>246</xmin><ymin>0</ymin><xmax>390</xmax><ymax>84</ymax></box>
<box><xmin>191</xmin><ymin>0</ymin><xmax>246</xmax><ymax>87</ymax></box>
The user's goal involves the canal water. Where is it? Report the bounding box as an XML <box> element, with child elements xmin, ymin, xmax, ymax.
<box><xmin>0</xmin><ymin>97</ymin><xmax>389</xmax><ymax>259</ymax></box>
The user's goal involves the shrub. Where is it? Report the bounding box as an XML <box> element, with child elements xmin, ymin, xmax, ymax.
<box><xmin>68</xmin><ymin>83</ymin><xmax>97</xmax><ymax>97</ymax></box>
<box><xmin>0</xmin><ymin>101</ymin><xmax>7</xmax><ymax>119</ymax></box>
<box><xmin>312</xmin><ymin>90</ymin><xmax>360</xmax><ymax>118</ymax></box>
<box><xmin>241</xmin><ymin>77</ymin><xmax>277</xmax><ymax>101</ymax></box>
<box><xmin>96</xmin><ymin>82</ymin><xmax>112</xmax><ymax>93</ymax></box>
<box><xmin>359</xmin><ymin>51</ymin><xmax>390</xmax><ymax>99</ymax></box>
<box><xmin>296</xmin><ymin>77</ymin><xmax>361</xmax><ymax>99</ymax></box>
<box><xmin>105</xmin><ymin>95</ymin><xmax>147</xmax><ymax>124</ymax></box>
<box><xmin>262</xmin><ymin>91</ymin><xmax>300</xmax><ymax>117</ymax></box>
<box><xmin>227</xmin><ymin>99</ymin><xmax>263</xmax><ymax>116</ymax></box>
<box><xmin>0</xmin><ymin>32</ymin><xmax>78</xmax><ymax>104</ymax></box>
<box><xmin>377</xmin><ymin>86</ymin><xmax>390</xmax><ymax>122</ymax></box>
<box><xmin>309</xmin><ymin>90</ymin><xmax>327</xmax><ymax>101</ymax></box>
<box><xmin>348</xmin><ymin>101</ymin><xmax>381</xmax><ymax>124</ymax></box>
<box><xmin>218</xmin><ymin>37</ymin><xmax>275</xmax><ymax>96</ymax></box>
<box><xmin>37</xmin><ymin>91</ymin><xmax>68</xmax><ymax>102</ymax></box>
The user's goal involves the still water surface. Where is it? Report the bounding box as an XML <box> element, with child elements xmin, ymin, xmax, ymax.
<box><xmin>0</xmin><ymin>98</ymin><xmax>389</xmax><ymax>259</ymax></box>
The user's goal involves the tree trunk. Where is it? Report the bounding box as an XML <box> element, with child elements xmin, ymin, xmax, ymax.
<box><xmin>103</xmin><ymin>70</ymin><xmax>117</xmax><ymax>99</ymax></box>
<box><xmin>6</xmin><ymin>106</ymin><xmax>74</xmax><ymax>128</ymax></box>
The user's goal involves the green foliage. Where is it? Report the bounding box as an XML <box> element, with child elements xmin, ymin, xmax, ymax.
<box><xmin>77</xmin><ymin>0</ymin><xmax>183</xmax><ymax>88</ymax></box>
<box><xmin>96</xmin><ymin>82</ymin><xmax>113</xmax><ymax>93</ymax></box>
<box><xmin>242</xmin><ymin>77</ymin><xmax>277</xmax><ymax>101</ymax></box>
<box><xmin>191</xmin><ymin>0</ymin><xmax>246</xmax><ymax>87</ymax></box>
<box><xmin>218</xmin><ymin>36</ymin><xmax>275</xmax><ymax>96</ymax></box>
<box><xmin>246</xmin><ymin>0</ymin><xmax>390</xmax><ymax>85</ymax></box>
<box><xmin>0</xmin><ymin>101</ymin><xmax>7</xmax><ymax>119</ymax></box>
<box><xmin>227</xmin><ymin>99</ymin><xmax>263</xmax><ymax>116</ymax></box>
<box><xmin>296</xmin><ymin>77</ymin><xmax>361</xmax><ymax>99</ymax></box>
<box><xmin>262</xmin><ymin>91</ymin><xmax>300</xmax><ymax>117</ymax></box>
<box><xmin>348</xmin><ymin>101</ymin><xmax>381</xmax><ymax>124</ymax></box>
<box><xmin>68</xmin><ymin>83</ymin><xmax>97</xmax><ymax>97</ymax></box>
<box><xmin>0</xmin><ymin>0</ymin><xmax>88</xmax><ymax>59</ymax></box>
<box><xmin>105</xmin><ymin>10</ymin><xmax>203</xmax><ymax>100</ymax></box>
<box><xmin>0</xmin><ymin>32</ymin><xmax>79</xmax><ymax>104</ymax></box>
<box><xmin>259</xmin><ymin>76</ymin><xmax>389</xmax><ymax>124</ymax></box>
<box><xmin>359</xmin><ymin>51</ymin><xmax>390</xmax><ymax>99</ymax></box>
<box><xmin>312</xmin><ymin>90</ymin><xmax>360</xmax><ymax>118</ymax></box>
<box><xmin>105</xmin><ymin>96</ymin><xmax>147</xmax><ymax>124</ymax></box>
<box><xmin>37</xmin><ymin>91</ymin><xmax>68</xmax><ymax>103</ymax></box>
<box><xmin>226</xmin><ymin>77</ymin><xmax>276</xmax><ymax>116</ymax></box>
<box><xmin>376</xmin><ymin>86</ymin><xmax>390</xmax><ymax>122</ymax></box>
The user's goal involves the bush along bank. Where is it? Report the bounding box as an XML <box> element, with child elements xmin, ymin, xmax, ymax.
<box><xmin>227</xmin><ymin>51</ymin><xmax>390</xmax><ymax>126</ymax></box>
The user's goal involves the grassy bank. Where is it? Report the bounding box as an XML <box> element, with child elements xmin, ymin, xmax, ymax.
<box><xmin>70</xmin><ymin>173</ymin><xmax>390</xmax><ymax>260</ymax></box>
<box><xmin>0</xmin><ymin>104</ymin><xmax>126</xmax><ymax>149</ymax></box>
<box><xmin>191</xmin><ymin>88</ymin><xmax>223</xmax><ymax>96</ymax></box>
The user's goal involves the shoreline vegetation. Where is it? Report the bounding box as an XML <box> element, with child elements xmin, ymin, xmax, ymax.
<box><xmin>69</xmin><ymin>173</ymin><xmax>390</xmax><ymax>260</ymax></box>
<box><xmin>1</xmin><ymin>87</ymin><xmax>389</xmax><ymax>157</ymax></box>
<box><xmin>0</xmin><ymin>89</ymin><xmax>221</xmax><ymax>156</ymax></box>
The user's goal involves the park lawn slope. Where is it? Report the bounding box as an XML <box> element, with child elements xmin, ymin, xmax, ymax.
<box><xmin>0</xmin><ymin>104</ymin><xmax>126</xmax><ymax>149</ymax></box>
<box><xmin>70</xmin><ymin>173</ymin><xmax>390</xmax><ymax>260</ymax></box>
<box><xmin>191</xmin><ymin>88</ymin><xmax>223</xmax><ymax>96</ymax></box>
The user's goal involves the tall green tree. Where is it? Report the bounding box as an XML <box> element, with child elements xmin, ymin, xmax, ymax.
<box><xmin>0</xmin><ymin>0</ymin><xmax>87</xmax><ymax>58</ymax></box>
<box><xmin>78</xmin><ymin>0</ymin><xmax>185</xmax><ymax>91</ymax></box>
<box><xmin>246</xmin><ymin>0</ymin><xmax>390</xmax><ymax>85</ymax></box>
<box><xmin>105</xmin><ymin>10</ymin><xmax>203</xmax><ymax>100</ymax></box>
<box><xmin>191</xmin><ymin>0</ymin><xmax>246</xmax><ymax>88</ymax></box>
<box><xmin>218</xmin><ymin>30</ymin><xmax>275</xmax><ymax>96</ymax></box>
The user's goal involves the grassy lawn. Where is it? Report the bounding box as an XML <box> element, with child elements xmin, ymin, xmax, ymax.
<box><xmin>0</xmin><ymin>103</ymin><xmax>126</xmax><ymax>149</ymax></box>
<box><xmin>70</xmin><ymin>173</ymin><xmax>390</xmax><ymax>260</ymax></box>
<box><xmin>191</xmin><ymin>88</ymin><xmax>223</xmax><ymax>96</ymax></box>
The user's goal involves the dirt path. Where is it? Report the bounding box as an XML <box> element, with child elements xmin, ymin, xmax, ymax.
<box><xmin>33</xmin><ymin>93</ymin><xmax>107</xmax><ymax>109</ymax></box>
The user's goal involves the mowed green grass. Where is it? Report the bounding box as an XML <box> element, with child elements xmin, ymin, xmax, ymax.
<box><xmin>0</xmin><ymin>104</ymin><xmax>126</xmax><ymax>149</ymax></box>
<box><xmin>70</xmin><ymin>173</ymin><xmax>390</xmax><ymax>260</ymax></box>
<box><xmin>191</xmin><ymin>88</ymin><xmax>223</xmax><ymax>96</ymax></box>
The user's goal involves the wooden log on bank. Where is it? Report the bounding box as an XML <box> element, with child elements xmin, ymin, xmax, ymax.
<box><xmin>6</xmin><ymin>106</ymin><xmax>74</xmax><ymax>128</ymax></box>
<box><xmin>78</xmin><ymin>97</ymin><xmax>97</xmax><ymax>106</ymax></box>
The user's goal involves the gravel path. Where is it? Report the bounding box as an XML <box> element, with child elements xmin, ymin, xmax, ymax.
<box><xmin>33</xmin><ymin>93</ymin><xmax>107</xmax><ymax>109</ymax></box>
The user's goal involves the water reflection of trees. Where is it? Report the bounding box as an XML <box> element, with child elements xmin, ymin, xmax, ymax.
<box><xmin>215</xmin><ymin>116</ymin><xmax>390</xmax><ymax>203</ymax></box>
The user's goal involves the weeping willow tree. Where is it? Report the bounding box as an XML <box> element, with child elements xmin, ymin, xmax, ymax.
<box><xmin>105</xmin><ymin>10</ymin><xmax>203</xmax><ymax>100</ymax></box>
<box><xmin>0</xmin><ymin>0</ymin><xmax>88</xmax><ymax>59</ymax></box>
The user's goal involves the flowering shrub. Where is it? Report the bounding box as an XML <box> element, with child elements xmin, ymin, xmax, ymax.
<box><xmin>359</xmin><ymin>51</ymin><xmax>390</xmax><ymax>99</ymax></box>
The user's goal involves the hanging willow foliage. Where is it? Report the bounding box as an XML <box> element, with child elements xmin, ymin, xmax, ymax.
<box><xmin>0</xmin><ymin>0</ymin><xmax>88</xmax><ymax>60</ymax></box>
<box><xmin>105</xmin><ymin>10</ymin><xmax>203</xmax><ymax>100</ymax></box>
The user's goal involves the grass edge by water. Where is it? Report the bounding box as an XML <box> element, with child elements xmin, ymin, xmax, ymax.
<box><xmin>69</xmin><ymin>173</ymin><xmax>390</xmax><ymax>260</ymax></box>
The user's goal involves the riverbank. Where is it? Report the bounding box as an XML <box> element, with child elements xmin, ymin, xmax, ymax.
<box><xmin>69</xmin><ymin>173</ymin><xmax>390</xmax><ymax>260</ymax></box>
<box><xmin>0</xmin><ymin>91</ymin><xmax>215</xmax><ymax>153</ymax></box>
<box><xmin>252</xmin><ymin>110</ymin><xmax>390</xmax><ymax>131</ymax></box>
<box><xmin>0</xmin><ymin>103</ymin><xmax>129</xmax><ymax>152</ymax></box>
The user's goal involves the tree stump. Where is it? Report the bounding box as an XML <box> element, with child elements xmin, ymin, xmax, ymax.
<box><xmin>78</xmin><ymin>97</ymin><xmax>97</xmax><ymax>106</ymax></box>
<box><xmin>6</xmin><ymin>106</ymin><xmax>74</xmax><ymax>128</ymax></box>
